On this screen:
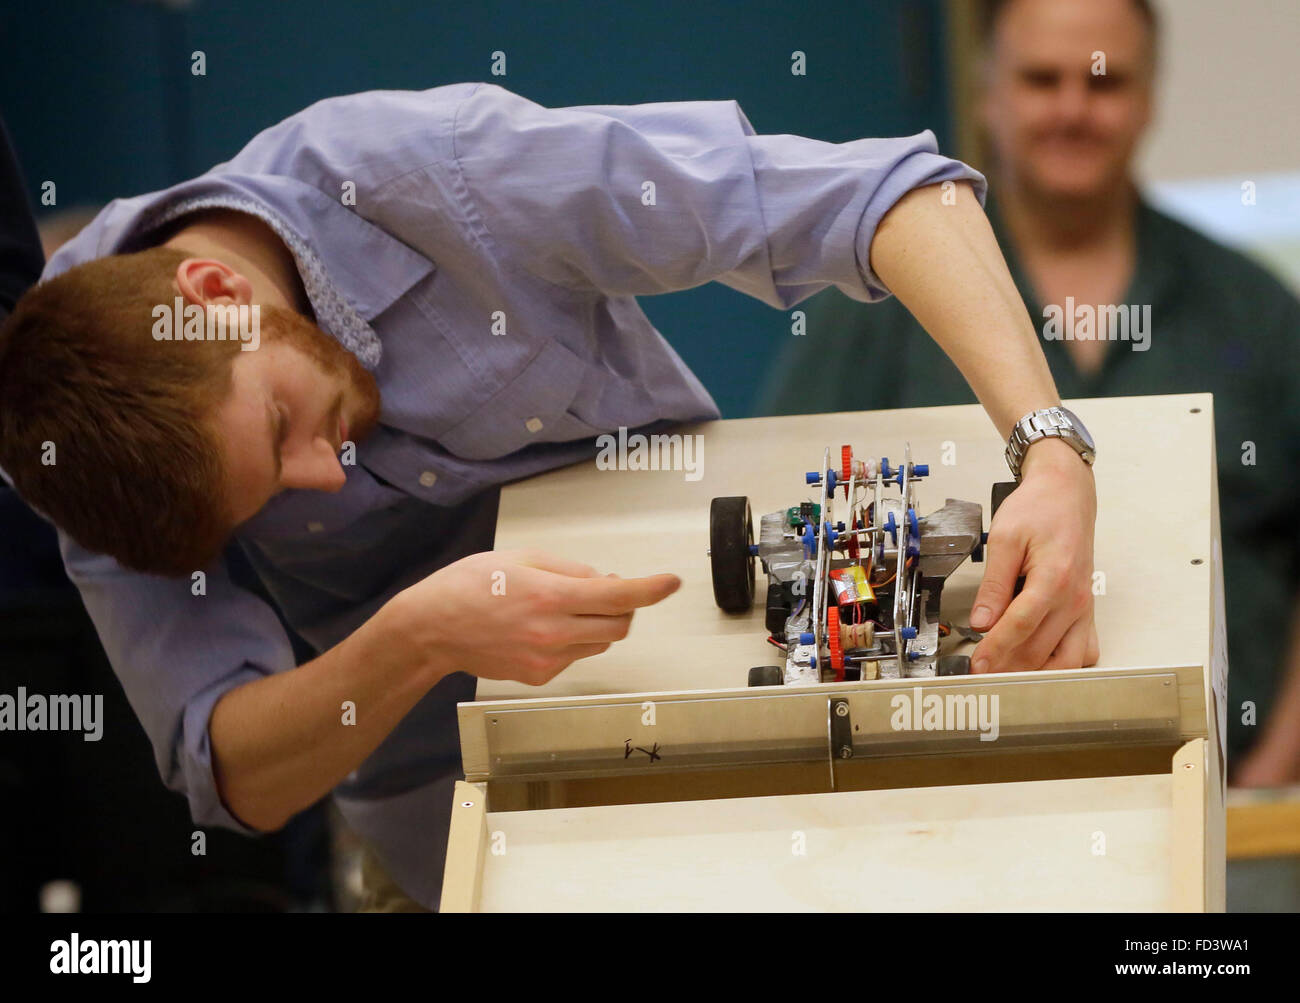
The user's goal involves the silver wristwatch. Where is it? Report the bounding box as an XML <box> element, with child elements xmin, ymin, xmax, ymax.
<box><xmin>1005</xmin><ymin>406</ymin><xmax>1096</xmax><ymax>481</ymax></box>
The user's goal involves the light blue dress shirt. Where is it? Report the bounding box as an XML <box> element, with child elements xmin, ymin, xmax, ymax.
<box><xmin>33</xmin><ymin>82</ymin><xmax>985</xmax><ymax>907</ymax></box>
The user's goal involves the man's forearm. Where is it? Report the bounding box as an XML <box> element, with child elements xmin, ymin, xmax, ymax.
<box><xmin>206</xmin><ymin>549</ymin><xmax>683</xmax><ymax>831</ymax></box>
<box><xmin>209</xmin><ymin>599</ymin><xmax>444</xmax><ymax>832</ymax></box>
<box><xmin>869</xmin><ymin>181</ymin><xmax>1060</xmax><ymax>440</ymax></box>
<box><xmin>870</xmin><ymin>178</ymin><xmax>1098</xmax><ymax>673</ymax></box>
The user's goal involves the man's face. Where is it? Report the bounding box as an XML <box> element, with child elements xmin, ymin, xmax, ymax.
<box><xmin>981</xmin><ymin>0</ymin><xmax>1154</xmax><ymax>200</ymax></box>
<box><xmin>213</xmin><ymin>304</ymin><xmax>381</xmax><ymax>527</ymax></box>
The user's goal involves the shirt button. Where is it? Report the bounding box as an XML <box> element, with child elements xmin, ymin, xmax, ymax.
<box><xmin>418</xmin><ymin>470</ymin><xmax>438</xmax><ymax>488</ymax></box>
<box><xmin>524</xmin><ymin>416</ymin><xmax>544</xmax><ymax>433</ymax></box>
<box><xmin>307</xmin><ymin>521</ymin><xmax>325</xmax><ymax>533</ymax></box>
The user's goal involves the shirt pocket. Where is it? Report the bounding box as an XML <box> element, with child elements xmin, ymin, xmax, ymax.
<box><xmin>437</xmin><ymin>337</ymin><xmax>603</xmax><ymax>460</ymax></box>
<box><xmin>235</xmin><ymin>465</ymin><xmax>409</xmax><ymax>543</ymax></box>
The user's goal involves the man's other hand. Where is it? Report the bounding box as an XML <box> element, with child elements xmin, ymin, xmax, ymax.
<box><xmin>969</xmin><ymin>438</ymin><xmax>1100</xmax><ymax>673</ymax></box>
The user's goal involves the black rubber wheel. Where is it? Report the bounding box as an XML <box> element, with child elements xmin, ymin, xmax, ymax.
<box><xmin>748</xmin><ymin>665</ymin><xmax>784</xmax><ymax>687</ymax></box>
<box><xmin>710</xmin><ymin>496</ymin><xmax>755</xmax><ymax>612</ymax></box>
<box><xmin>991</xmin><ymin>481</ymin><xmax>1018</xmax><ymax>519</ymax></box>
<box><xmin>937</xmin><ymin>655</ymin><xmax>971</xmax><ymax>676</ymax></box>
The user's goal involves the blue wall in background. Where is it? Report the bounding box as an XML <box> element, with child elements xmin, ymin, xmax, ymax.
<box><xmin>0</xmin><ymin>0</ymin><xmax>956</xmax><ymax>417</ymax></box>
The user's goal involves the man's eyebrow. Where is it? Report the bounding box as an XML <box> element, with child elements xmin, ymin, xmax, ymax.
<box><xmin>266</xmin><ymin>399</ymin><xmax>284</xmax><ymax>480</ymax></box>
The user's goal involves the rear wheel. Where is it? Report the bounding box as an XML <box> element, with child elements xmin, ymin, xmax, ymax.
<box><xmin>988</xmin><ymin>482</ymin><xmax>1026</xmax><ymax>596</ymax></box>
<box><xmin>710</xmin><ymin>496</ymin><xmax>756</xmax><ymax>612</ymax></box>
<box><xmin>991</xmin><ymin>481</ymin><xmax>1018</xmax><ymax>518</ymax></box>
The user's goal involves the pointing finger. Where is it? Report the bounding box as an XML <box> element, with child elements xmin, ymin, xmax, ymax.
<box><xmin>565</xmin><ymin>572</ymin><xmax>682</xmax><ymax>615</ymax></box>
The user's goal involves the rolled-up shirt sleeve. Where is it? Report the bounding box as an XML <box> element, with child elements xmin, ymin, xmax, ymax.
<box><xmin>59</xmin><ymin>533</ymin><xmax>296</xmax><ymax>833</ymax></box>
<box><xmin>452</xmin><ymin>82</ymin><xmax>987</xmax><ymax>308</ymax></box>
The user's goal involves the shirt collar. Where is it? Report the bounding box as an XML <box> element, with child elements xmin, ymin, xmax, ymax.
<box><xmin>983</xmin><ymin>188</ymin><xmax>1178</xmax><ymax>315</ymax></box>
<box><xmin>981</xmin><ymin>187</ymin><xmax>1182</xmax><ymax>393</ymax></box>
<box><xmin>46</xmin><ymin>171</ymin><xmax>435</xmax><ymax>370</ymax></box>
<box><xmin>1128</xmin><ymin>197</ymin><xmax>1180</xmax><ymax>310</ymax></box>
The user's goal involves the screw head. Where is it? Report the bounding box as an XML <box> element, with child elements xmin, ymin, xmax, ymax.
<box><xmin>835</xmin><ymin>702</ymin><xmax>849</xmax><ymax>717</ymax></box>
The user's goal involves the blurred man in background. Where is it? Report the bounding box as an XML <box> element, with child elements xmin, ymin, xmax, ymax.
<box><xmin>761</xmin><ymin>0</ymin><xmax>1300</xmax><ymax>784</ymax></box>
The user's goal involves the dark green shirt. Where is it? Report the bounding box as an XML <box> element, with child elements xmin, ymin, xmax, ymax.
<box><xmin>759</xmin><ymin>198</ymin><xmax>1300</xmax><ymax>760</ymax></box>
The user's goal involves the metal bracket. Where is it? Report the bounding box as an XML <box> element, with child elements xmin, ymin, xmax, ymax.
<box><xmin>828</xmin><ymin>697</ymin><xmax>853</xmax><ymax>791</ymax></box>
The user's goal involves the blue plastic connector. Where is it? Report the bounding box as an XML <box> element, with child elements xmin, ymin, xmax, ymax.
<box><xmin>799</xmin><ymin>632</ymin><xmax>814</xmax><ymax>646</ymax></box>
<box><xmin>895</xmin><ymin>462</ymin><xmax>929</xmax><ymax>487</ymax></box>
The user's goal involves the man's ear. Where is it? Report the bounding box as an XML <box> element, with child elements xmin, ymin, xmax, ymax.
<box><xmin>173</xmin><ymin>258</ymin><xmax>254</xmax><ymax>307</ymax></box>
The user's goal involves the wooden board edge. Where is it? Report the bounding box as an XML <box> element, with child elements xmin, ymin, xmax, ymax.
<box><xmin>440</xmin><ymin>780</ymin><xmax>489</xmax><ymax>913</ymax></box>
<box><xmin>1170</xmin><ymin>738</ymin><xmax>1209</xmax><ymax>912</ymax></box>
<box><xmin>1204</xmin><ymin>401</ymin><xmax>1227</xmax><ymax>910</ymax></box>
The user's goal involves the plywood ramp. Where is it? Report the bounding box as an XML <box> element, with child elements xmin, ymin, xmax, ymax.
<box><xmin>469</xmin><ymin>773</ymin><xmax>1175</xmax><ymax>912</ymax></box>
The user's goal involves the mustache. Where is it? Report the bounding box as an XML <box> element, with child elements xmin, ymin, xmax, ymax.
<box><xmin>1029</xmin><ymin>126</ymin><xmax>1110</xmax><ymax>144</ymax></box>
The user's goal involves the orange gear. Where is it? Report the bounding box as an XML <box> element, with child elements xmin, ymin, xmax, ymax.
<box><xmin>827</xmin><ymin>605</ymin><xmax>844</xmax><ymax>679</ymax></box>
<box><xmin>841</xmin><ymin>445</ymin><xmax>853</xmax><ymax>499</ymax></box>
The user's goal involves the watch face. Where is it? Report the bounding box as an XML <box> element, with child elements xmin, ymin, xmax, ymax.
<box><xmin>1056</xmin><ymin>407</ymin><xmax>1095</xmax><ymax>451</ymax></box>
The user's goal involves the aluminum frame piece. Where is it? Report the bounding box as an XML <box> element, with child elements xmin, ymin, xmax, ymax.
<box><xmin>458</xmin><ymin>668</ymin><xmax>1188</xmax><ymax>785</ymax></box>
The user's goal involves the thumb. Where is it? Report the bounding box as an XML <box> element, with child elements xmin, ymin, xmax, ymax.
<box><xmin>971</xmin><ymin>532</ymin><xmax>1025</xmax><ymax>631</ymax></box>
